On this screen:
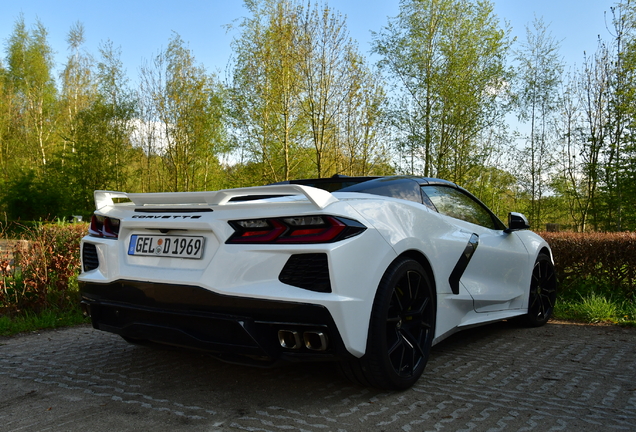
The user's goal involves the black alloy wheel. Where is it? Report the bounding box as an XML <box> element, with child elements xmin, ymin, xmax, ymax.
<box><xmin>385</xmin><ymin>266</ymin><xmax>433</xmax><ymax>378</ymax></box>
<box><xmin>341</xmin><ymin>257</ymin><xmax>435</xmax><ymax>390</ymax></box>
<box><xmin>524</xmin><ymin>253</ymin><xmax>557</xmax><ymax>327</ymax></box>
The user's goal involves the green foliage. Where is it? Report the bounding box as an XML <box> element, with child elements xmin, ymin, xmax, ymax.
<box><xmin>372</xmin><ymin>0</ymin><xmax>512</xmax><ymax>183</ymax></box>
<box><xmin>139</xmin><ymin>33</ymin><xmax>227</xmax><ymax>192</ymax></box>
<box><xmin>553</xmin><ymin>283</ymin><xmax>636</xmax><ymax>326</ymax></box>
<box><xmin>544</xmin><ymin>231</ymin><xmax>636</xmax><ymax>325</ymax></box>
<box><xmin>230</xmin><ymin>0</ymin><xmax>390</xmax><ymax>184</ymax></box>
<box><xmin>513</xmin><ymin>17</ymin><xmax>563</xmax><ymax>228</ymax></box>
<box><xmin>1</xmin><ymin>170</ymin><xmax>68</xmax><ymax>220</ymax></box>
<box><xmin>0</xmin><ymin>221</ymin><xmax>88</xmax><ymax>335</ymax></box>
<box><xmin>623</xmin><ymin>300</ymin><xmax>636</xmax><ymax>323</ymax></box>
<box><xmin>2</xmin><ymin>2</ymin><xmax>636</xmax><ymax>230</ymax></box>
<box><xmin>579</xmin><ymin>293</ymin><xmax>619</xmax><ymax>323</ymax></box>
<box><xmin>550</xmin><ymin>2</ymin><xmax>636</xmax><ymax>233</ymax></box>
<box><xmin>63</xmin><ymin>97</ymin><xmax>136</xmax><ymax>214</ymax></box>
<box><xmin>5</xmin><ymin>16</ymin><xmax>58</xmax><ymax>169</ymax></box>
<box><xmin>0</xmin><ymin>306</ymin><xmax>87</xmax><ymax>336</ymax></box>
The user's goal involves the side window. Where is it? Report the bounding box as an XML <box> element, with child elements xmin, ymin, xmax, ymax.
<box><xmin>421</xmin><ymin>185</ymin><xmax>499</xmax><ymax>229</ymax></box>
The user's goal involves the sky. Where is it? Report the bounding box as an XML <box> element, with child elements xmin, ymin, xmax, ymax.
<box><xmin>0</xmin><ymin>0</ymin><xmax>619</xmax><ymax>82</ymax></box>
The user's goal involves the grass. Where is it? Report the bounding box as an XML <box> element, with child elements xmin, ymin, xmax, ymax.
<box><xmin>0</xmin><ymin>306</ymin><xmax>89</xmax><ymax>337</ymax></box>
<box><xmin>553</xmin><ymin>278</ymin><xmax>636</xmax><ymax>326</ymax></box>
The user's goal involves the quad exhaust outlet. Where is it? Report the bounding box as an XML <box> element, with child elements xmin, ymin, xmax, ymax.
<box><xmin>278</xmin><ymin>329</ymin><xmax>328</xmax><ymax>351</ymax></box>
<box><xmin>278</xmin><ymin>330</ymin><xmax>302</xmax><ymax>349</ymax></box>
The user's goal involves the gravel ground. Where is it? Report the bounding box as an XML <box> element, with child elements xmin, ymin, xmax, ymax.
<box><xmin>1</xmin><ymin>320</ymin><xmax>635</xmax><ymax>431</ymax></box>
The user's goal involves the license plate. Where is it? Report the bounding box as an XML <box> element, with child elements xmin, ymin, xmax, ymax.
<box><xmin>128</xmin><ymin>235</ymin><xmax>205</xmax><ymax>259</ymax></box>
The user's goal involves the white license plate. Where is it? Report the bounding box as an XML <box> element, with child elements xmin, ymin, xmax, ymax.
<box><xmin>128</xmin><ymin>235</ymin><xmax>204</xmax><ymax>259</ymax></box>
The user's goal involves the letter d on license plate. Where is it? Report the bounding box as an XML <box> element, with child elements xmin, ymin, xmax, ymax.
<box><xmin>128</xmin><ymin>235</ymin><xmax>204</xmax><ymax>259</ymax></box>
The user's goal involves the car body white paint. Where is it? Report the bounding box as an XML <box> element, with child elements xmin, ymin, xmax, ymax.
<box><xmin>79</xmin><ymin>183</ymin><xmax>552</xmax><ymax>358</ymax></box>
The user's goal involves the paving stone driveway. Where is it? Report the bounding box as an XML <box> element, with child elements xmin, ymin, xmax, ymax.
<box><xmin>1</xmin><ymin>321</ymin><xmax>635</xmax><ymax>431</ymax></box>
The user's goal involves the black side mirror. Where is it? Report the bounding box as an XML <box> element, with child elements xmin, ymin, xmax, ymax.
<box><xmin>505</xmin><ymin>212</ymin><xmax>530</xmax><ymax>233</ymax></box>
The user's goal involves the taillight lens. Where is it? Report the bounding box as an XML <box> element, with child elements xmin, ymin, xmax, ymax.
<box><xmin>227</xmin><ymin>216</ymin><xmax>365</xmax><ymax>244</ymax></box>
<box><xmin>88</xmin><ymin>214</ymin><xmax>120</xmax><ymax>239</ymax></box>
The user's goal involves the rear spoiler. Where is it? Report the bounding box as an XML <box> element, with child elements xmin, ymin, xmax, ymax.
<box><xmin>94</xmin><ymin>185</ymin><xmax>339</xmax><ymax>211</ymax></box>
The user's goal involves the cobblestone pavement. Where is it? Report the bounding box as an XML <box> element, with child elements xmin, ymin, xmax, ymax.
<box><xmin>1</xmin><ymin>321</ymin><xmax>635</xmax><ymax>431</ymax></box>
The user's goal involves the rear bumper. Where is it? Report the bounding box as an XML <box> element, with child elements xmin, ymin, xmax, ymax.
<box><xmin>80</xmin><ymin>280</ymin><xmax>353</xmax><ymax>365</ymax></box>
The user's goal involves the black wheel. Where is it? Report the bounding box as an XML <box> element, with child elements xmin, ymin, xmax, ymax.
<box><xmin>522</xmin><ymin>253</ymin><xmax>557</xmax><ymax>327</ymax></box>
<box><xmin>339</xmin><ymin>258</ymin><xmax>436</xmax><ymax>390</ymax></box>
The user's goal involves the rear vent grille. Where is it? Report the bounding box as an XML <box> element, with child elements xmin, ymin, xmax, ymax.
<box><xmin>279</xmin><ymin>253</ymin><xmax>331</xmax><ymax>293</ymax></box>
<box><xmin>82</xmin><ymin>243</ymin><xmax>99</xmax><ymax>272</ymax></box>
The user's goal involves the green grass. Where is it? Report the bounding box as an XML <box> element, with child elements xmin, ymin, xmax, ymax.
<box><xmin>0</xmin><ymin>307</ymin><xmax>89</xmax><ymax>337</ymax></box>
<box><xmin>579</xmin><ymin>293</ymin><xmax>618</xmax><ymax>323</ymax></box>
<box><xmin>553</xmin><ymin>278</ymin><xmax>636</xmax><ymax>326</ymax></box>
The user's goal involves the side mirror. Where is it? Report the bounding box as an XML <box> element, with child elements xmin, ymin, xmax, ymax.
<box><xmin>505</xmin><ymin>212</ymin><xmax>530</xmax><ymax>233</ymax></box>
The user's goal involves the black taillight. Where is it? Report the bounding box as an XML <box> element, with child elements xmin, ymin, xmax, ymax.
<box><xmin>226</xmin><ymin>216</ymin><xmax>365</xmax><ymax>244</ymax></box>
<box><xmin>88</xmin><ymin>214</ymin><xmax>120</xmax><ymax>239</ymax></box>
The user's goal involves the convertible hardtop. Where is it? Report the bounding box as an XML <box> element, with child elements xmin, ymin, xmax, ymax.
<box><xmin>93</xmin><ymin>175</ymin><xmax>461</xmax><ymax>211</ymax></box>
<box><xmin>275</xmin><ymin>174</ymin><xmax>457</xmax><ymax>191</ymax></box>
<box><xmin>276</xmin><ymin>175</ymin><xmax>458</xmax><ymax>205</ymax></box>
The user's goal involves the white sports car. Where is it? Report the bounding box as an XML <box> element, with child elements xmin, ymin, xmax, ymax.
<box><xmin>79</xmin><ymin>176</ymin><xmax>556</xmax><ymax>390</ymax></box>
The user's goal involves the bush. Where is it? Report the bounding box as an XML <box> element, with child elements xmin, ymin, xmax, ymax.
<box><xmin>540</xmin><ymin>232</ymin><xmax>636</xmax><ymax>299</ymax></box>
<box><xmin>1</xmin><ymin>171</ymin><xmax>69</xmax><ymax>221</ymax></box>
<box><xmin>0</xmin><ymin>221</ymin><xmax>87</xmax><ymax>315</ymax></box>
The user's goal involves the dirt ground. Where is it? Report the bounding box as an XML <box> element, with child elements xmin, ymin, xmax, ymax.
<box><xmin>1</xmin><ymin>320</ymin><xmax>635</xmax><ymax>431</ymax></box>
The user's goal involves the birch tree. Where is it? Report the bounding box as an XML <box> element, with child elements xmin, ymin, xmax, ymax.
<box><xmin>140</xmin><ymin>34</ymin><xmax>225</xmax><ymax>191</ymax></box>
<box><xmin>231</xmin><ymin>0</ymin><xmax>308</xmax><ymax>183</ymax></box>
<box><xmin>372</xmin><ymin>0</ymin><xmax>511</xmax><ymax>182</ymax></box>
<box><xmin>5</xmin><ymin>16</ymin><xmax>57</xmax><ymax>168</ymax></box>
<box><xmin>65</xmin><ymin>40</ymin><xmax>137</xmax><ymax>212</ymax></box>
<box><xmin>230</xmin><ymin>0</ymin><xmax>389</xmax><ymax>182</ymax></box>
<box><xmin>513</xmin><ymin>16</ymin><xmax>563</xmax><ymax>227</ymax></box>
<box><xmin>298</xmin><ymin>3</ymin><xmax>358</xmax><ymax>177</ymax></box>
<box><xmin>59</xmin><ymin>22</ymin><xmax>97</xmax><ymax>163</ymax></box>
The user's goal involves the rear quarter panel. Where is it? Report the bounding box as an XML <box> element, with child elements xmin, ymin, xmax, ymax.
<box><xmin>341</xmin><ymin>195</ymin><xmax>482</xmax><ymax>340</ymax></box>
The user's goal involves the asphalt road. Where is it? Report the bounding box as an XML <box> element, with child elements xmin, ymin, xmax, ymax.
<box><xmin>1</xmin><ymin>321</ymin><xmax>635</xmax><ymax>431</ymax></box>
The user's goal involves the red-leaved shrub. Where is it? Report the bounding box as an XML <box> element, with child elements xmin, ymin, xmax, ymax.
<box><xmin>0</xmin><ymin>223</ymin><xmax>87</xmax><ymax>315</ymax></box>
<box><xmin>539</xmin><ymin>232</ymin><xmax>636</xmax><ymax>298</ymax></box>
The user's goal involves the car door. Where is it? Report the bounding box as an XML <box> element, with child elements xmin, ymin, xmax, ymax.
<box><xmin>421</xmin><ymin>185</ymin><xmax>531</xmax><ymax>312</ymax></box>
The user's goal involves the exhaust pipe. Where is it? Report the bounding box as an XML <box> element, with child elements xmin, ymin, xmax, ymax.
<box><xmin>80</xmin><ymin>302</ymin><xmax>91</xmax><ymax>318</ymax></box>
<box><xmin>303</xmin><ymin>331</ymin><xmax>328</xmax><ymax>351</ymax></box>
<box><xmin>278</xmin><ymin>330</ymin><xmax>302</xmax><ymax>349</ymax></box>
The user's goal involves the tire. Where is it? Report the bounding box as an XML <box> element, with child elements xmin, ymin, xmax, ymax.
<box><xmin>521</xmin><ymin>253</ymin><xmax>557</xmax><ymax>327</ymax></box>
<box><xmin>339</xmin><ymin>258</ymin><xmax>436</xmax><ymax>390</ymax></box>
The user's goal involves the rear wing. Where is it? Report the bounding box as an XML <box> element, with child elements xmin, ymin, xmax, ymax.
<box><xmin>94</xmin><ymin>185</ymin><xmax>339</xmax><ymax>211</ymax></box>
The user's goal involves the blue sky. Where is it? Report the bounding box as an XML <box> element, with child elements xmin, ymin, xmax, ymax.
<box><xmin>0</xmin><ymin>0</ymin><xmax>618</xmax><ymax>81</ymax></box>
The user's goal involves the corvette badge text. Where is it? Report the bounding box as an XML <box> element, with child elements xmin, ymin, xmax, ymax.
<box><xmin>132</xmin><ymin>215</ymin><xmax>202</xmax><ymax>219</ymax></box>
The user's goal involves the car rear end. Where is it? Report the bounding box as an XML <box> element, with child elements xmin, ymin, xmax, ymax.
<box><xmin>79</xmin><ymin>186</ymin><xmax>395</xmax><ymax>365</ymax></box>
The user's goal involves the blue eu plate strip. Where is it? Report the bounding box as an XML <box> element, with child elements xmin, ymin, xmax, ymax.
<box><xmin>128</xmin><ymin>235</ymin><xmax>137</xmax><ymax>255</ymax></box>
